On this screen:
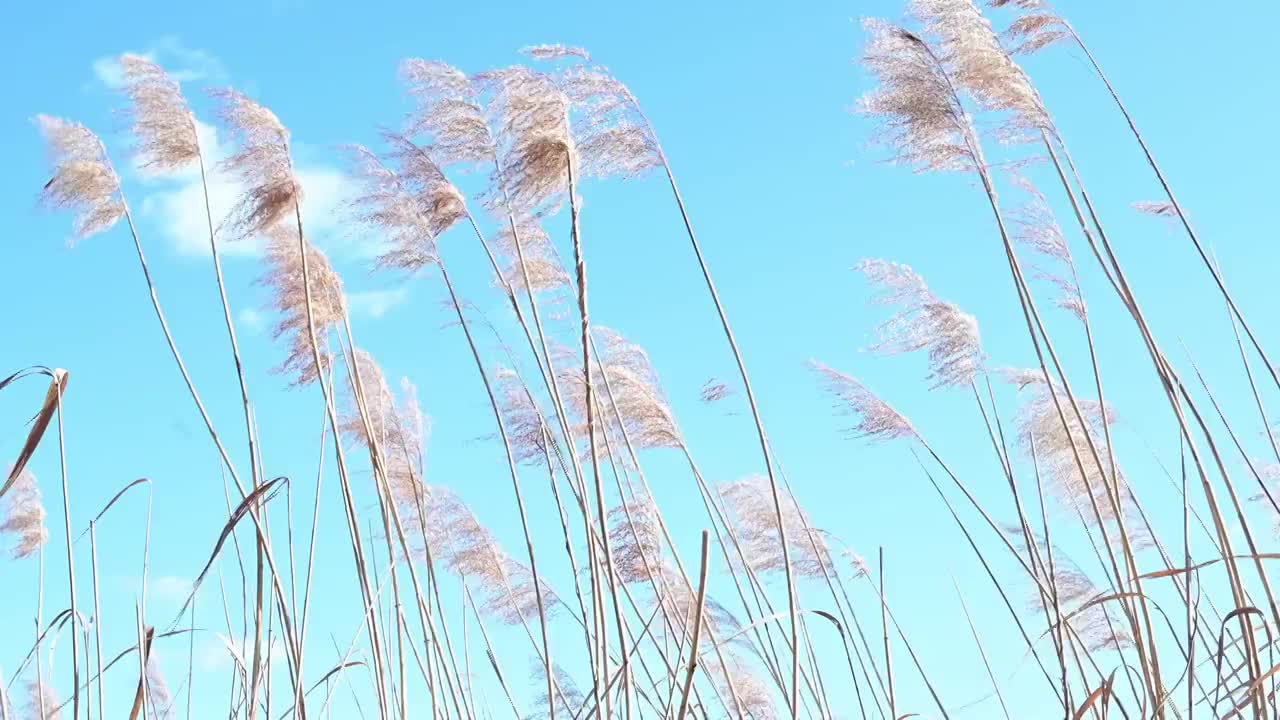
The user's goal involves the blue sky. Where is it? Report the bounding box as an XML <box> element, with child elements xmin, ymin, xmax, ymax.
<box><xmin>3</xmin><ymin>0</ymin><xmax>1280</xmax><ymax>717</ymax></box>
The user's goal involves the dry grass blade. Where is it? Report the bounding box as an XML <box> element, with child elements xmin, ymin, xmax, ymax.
<box><xmin>169</xmin><ymin>477</ymin><xmax>287</xmax><ymax>628</ymax></box>
<box><xmin>1071</xmin><ymin>671</ymin><xmax>1116</xmax><ymax>720</ymax></box>
<box><xmin>1</xmin><ymin>368</ymin><xmax>69</xmax><ymax>500</ymax></box>
<box><xmin>74</xmin><ymin>477</ymin><xmax>151</xmax><ymax>542</ymax></box>
<box><xmin>127</xmin><ymin>626</ymin><xmax>156</xmax><ymax>720</ymax></box>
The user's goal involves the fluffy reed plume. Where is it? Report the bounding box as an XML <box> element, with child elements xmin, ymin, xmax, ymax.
<box><xmin>424</xmin><ymin>487</ymin><xmax>558</xmax><ymax>625</ymax></box>
<box><xmin>493</xmin><ymin>367</ymin><xmax>556</xmax><ymax>465</ymax></box>
<box><xmin>1009</xmin><ymin>179</ymin><xmax>1085</xmax><ymax>320</ymax></box>
<box><xmin>340</xmin><ymin>350</ymin><xmax>427</xmax><ymax>520</ymax></box>
<box><xmin>858</xmin><ymin>19</ymin><xmax>975</xmax><ymax>173</ymax></box>
<box><xmin>856</xmin><ymin>258</ymin><xmax>984</xmax><ymax>388</ymax></box>
<box><xmin>117</xmin><ymin>54</ymin><xmax>199</xmax><ymax>173</ymax></box>
<box><xmin>475</xmin><ymin>66</ymin><xmax>574</xmax><ymax>213</ymax></box>
<box><xmin>551</xmin><ymin>65</ymin><xmax>660</xmax><ymax>180</ymax></box>
<box><xmin>1008</xmin><ymin>529</ymin><xmax>1134</xmax><ymax>652</ymax></box>
<box><xmin>1013</xmin><ymin>379</ymin><xmax>1145</xmax><ymax>542</ymax></box>
<box><xmin>34</xmin><ymin>115</ymin><xmax>125</xmax><ymax>240</ymax></box>
<box><xmin>344</xmin><ymin>144</ymin><xmax>440</xmax><ymax>273</ymax></box>
<box><xmin>25</xmin><ymin>681</ymin><xmax>60</xmax><ymax>720</ymax></box>
<box><xmin>212</xmin><ymin>89</ymin><xmax>299</xmax><ymax>239</ymax></box>
<box><xmin>1132</xmin><ymin>201</ymin><xmax>1177</xmax><ymax>218</ymax></box>
<box><xmin>0</xmin><ymin>469</ymin><xmax>48</xmax><ymax>559</ymax></box>
<box><xmin>385</xmin><ymin>133</ymin><xmax>468</xmax><ymax>232</ymax></box>
<box><xmin>909</xmin><ymin>0</ymin><xmax>1047</xmax><ymax>138</ymax></box>
<box><xmin>146</xmin><ymin>659</ymin><xmax>175</xmax><ymax>719</ymax></box>
<box><xmin>524</xmin><ymin>662</ymin><xmax>585</xmax><ymax>720</ymax></box>
<box><xmin>256</xmin><ymin>224</ymin><xmax>347</xmax><ymax>386</ymax></box>
<box><xmin>606</xmin><ymin>489</ymin><xmax>666</xmax><ymax>584</ymax></box>
<box><xmin>400</xmin><ymin>59</ymin><xmax>496</xmax><ymax>168</ymax></box>
<box><xmin>705</xmin><ymin>655</ymin><xmax>778</xmax><ymax>720</ymax></box>
<box><xmin>809</xmin><ymin>361</ymin><xmax>918</xmax><ymax>443</ymax></box>
<box><xmin>987</xmin><ymin>0</ymin><xmax>1073</xmax><ymax>55</ymax></box>
<box><xmin>590</xmin><ymin>328</ymin><xmax>683</xmax><ymax>450</ymax></box>
<box><xmin>718</xmin><ymin>476</ymin><xmax>835</xmax><ymax>579</ymax></box>
<box><xmin>491</xmin><ymin>219</ymin><xmax>570</xmax><ymax>295</ymax></box>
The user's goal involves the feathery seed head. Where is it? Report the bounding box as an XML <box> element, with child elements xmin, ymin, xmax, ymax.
<box><xmin>494</xmin><ymin>367</ymin><xmax>557</xmax><ymax>465</ymax></box>
<box><xmin>400</xmin><ymin>59</ymin><xmax>496</xmax><ymax>168</ymax></box>
<box><xmin>859</xmin><ymin>19</ymin><xmax>976</xmax><ymax>173</ymax></box>
<box><xmin>521</xmin><ymin>45</ymin><xmax>593</xmax><ymax>63</ymax></box>
<box><xmin>910</xmin><ymin>0</ymin><xmax>1049</xmax><ymax>140</ymax></box>
<box><xmin>856</xmin><ymin>258</ymin><xmax>984</xmax><ymax>388</ymax></box>
<box><xmin>607</xmin><ymin>489</ymin><xmax>667</xmax><ymax>584</ymax></box>
<box><xmin>257</xmin><ymin>224</ymin><xmax>346</xmax><ymax>386</ymax></box>
<box><xmin>476</xmin><ymin>66</ymin><xmax>574</xmax><ymax>213</ymax></box>
<box><xmin>492</xmin><ymin>219</ymin><xmax>571</xmax><ymax>295</ymax></box>
<box><xmin>1</xmin><ymin>468</ymin><xmax>48</xmax><ymax>559</ymax></box>
<box><xmin>810</xmin><ymin>360</ymin><xmax>918</xmax><ymax>442</ymax></box>
<box><xmin>719</xmin><ymin>476</ymin><xmax>835</xmax><ymax>579</ymax></box>
<box><xmin>989</xmin><ymin>0</ymin><xmax>1072</xmax><ymax>55</ymax></box>
<box><xmin>212</xmin><ymin>89</ymin><xmax>300</xmax><ymax>239</ymax></box>
<box><xmin>118</xmin><ymin>54</ymin><xmax>200</xmax><ymax>174</ymax></box>
<box><xmin>35</xmin><ymin>115</ymin><xmax>125</xmax><ymax>240</ymax></box>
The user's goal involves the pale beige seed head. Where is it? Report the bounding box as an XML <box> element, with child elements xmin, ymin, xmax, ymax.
<box><xmin>1009</xmin><ymin>176</ymin><xmax>1085</xmax><ymax>321</ymax></box>
<box><xmin>256</xmin><ymin>224</ymin><xmax>346</xmax><ymax>386</ymax></box>
<box><xmin>1</xmin><ymin>468</ymin><xmax>48</xmax><ymax>559</ymax></box>
<box><xmin>719</xmin><ymin>475</ymin><xmax>835</xmax><ymax>579</ymax></box>
<box><xmin>910</xmin><ymin>0</ymin><xmax>1049</xmax><ymax>140</ymax></box>
<box><xmin>476</xmin><ymin>66</ymin><xmax>575</xmax><ymax>213</ymax></box>
<box><xmin>35</xmin><ymin>115</ymin><xmax>125</xmax><ymax>240</ymax></box>
<box><xmin>26</xmin><ymin>680</ymin><xmax>62</xmax><ymax>720</ymax></box>
<box><xmin>988</xmin><ymin>0</ymin><xmax>1072</xmax><ymax>55</ymax></box>
<box><xmin>810</xmin><ymin>360</ymin><xmax>918</xmax><ymax>442</ymax></box>
<box><xmin>607</xmin><ymin>488</ymin><xmax>667</xmax><ymax>584</ymax></box>
<box><xmin>856</xmin><ymin>258</ymin><xmax>984</xmax><ymax>388</ymax></box>
<box><xmin>493</xmin><ymin>367</ymin><xmax>557</xmax><ymax>466</ymax></box>
<box><xmin>401</xmin><ymin>59</ymin><xmax>496</xmax><ymax>168</ymax></box>
<box><xmin>118</xmin><ymin>54</ymin><xmax>200</xmax><ymax>174</ymax></box>
<box><xmin>344</xmin><ymin>143</ymin><xmax>442</xmax><ymax>273</ymax></box>
<box><xmin>212</xmin><ymin>89</ymin><xmax>300</xmax><ymax>239</ymax></box>
<box><xmin>859</xmin><ymin>19</ymin><xmax>976</xmax><ymax>173</ymax></box>
<box><xmin>492</xmin><ymin>218</ymin><xmax>570</xmax><ymax>295</ymax></box>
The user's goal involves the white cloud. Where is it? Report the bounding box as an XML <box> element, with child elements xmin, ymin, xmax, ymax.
<box><xmin>347</xmin><ymin>288</ymin><xmax>410</xmax><ymax>319</ymax></box>
<box><xmin>148</xmin><ymin>575</ymin><xmax>193</xmax><ymax>606</ymax></box>
<box><xmin>238</xmin><ymin>308</ymin><xmax>266</xmax><ymax>334</ymax></box>
<box><xmin>91</xmin><ymin>36</ymin><xmax>228</xmax><ymax>90</ymax></box>
<box><xmin>136</xmin><ymin>117</ymin><xmax>348</xmax><ymax>260</ymax></box>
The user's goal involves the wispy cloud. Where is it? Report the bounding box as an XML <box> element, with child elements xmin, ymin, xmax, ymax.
<box><xmin>91</xmin><ymin>36</ymin><xmax>228</xmax><ymax>90</ymax></box>
<box><xmin>132</xmin><ymin>118</ymin><xmax>349</xmax><ymax>259</ymax></box>
<box><xmin>237</xmin><ymin>308</ymin><xmax>266</xmax><ymax>334</ymax></box>
<box><xmin>348</xmin><ymin>287</ymin><xmax>410</xmax><ymax>319</ymax></box>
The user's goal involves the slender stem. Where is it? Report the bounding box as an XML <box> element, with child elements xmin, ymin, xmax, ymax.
<box><xmin>674</xmin><ymin>531</ymin><xmax>711</xmax><ymax>720</ymax></box>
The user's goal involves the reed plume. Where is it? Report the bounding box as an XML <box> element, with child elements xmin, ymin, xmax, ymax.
<box><xmin>34</xmin><ymin>116</ymin><xmax>125</xmax><ymax>240</ymax></box>
<box><xmin>718</xmin><ymin>476</ymin><xmax>836</xmax><ymax>579</ymax></box>
<box><xmin>25</xmin><ymin>681</ymin><xmax>60</xmax><ymax>720</ymax></box>
<box><xmin>855</xmin><ymin>258</ymin><xmax>984</xmax><ymax>388</ymax></box>
<box><xmin>606</xmin><ymin>489</ymin><xmax>667</xmax><ymax>585</ymax></box>
<box><xmin>858</xmin><ymin>20</ymin><xmax>975</xmax><ymax>173</ymax></box>
<box><xmin>255</xmin><ymin>224</ymin><xmax>346</xmax><ymax>386</ymax></box>
<box><xmin>213</xmin><ymin>89</ymin><xmax>300</xmax><ymax>239</ymax></box>
<box><xmin>475</xmin><ymin>66</ymin><xmax>574</xmax><ymax>214</ymax></box>
<box><xmin>808</xmin><ymin>361</ymin><xmax>918</xmax><ymax>443</ymax></box>
<box><xmin>0</xmin><ymin>469</ymin><xmax>47</xmax><ymax>560</ymax></box>
<box><xmin>909</xmin><ymin>0</ymin><xmax>1047</xmax><ymax>140</ymax></box>
<box><xmin>1012</xmin><ymin>377</ymin><xmax>1144</xmax><ymax>544</ymax></box>
<box><xmin>145</xmin><ymin>658</ymin><xmax>176</xmax><ymax>719</ymax></box>
<box><xmin>1009</xmin><ymin>179</ymin><xmax>1086</xmax><ymax>321</ymax></box>
<box><xmin>524</xmin><ymin>662</ymin><xmax>585</xmax><ymax>720</ymax></box>
<box><xmin>494</xmin><ymin>367</ymin><xmax>558</xmax><ymax>466</ymax></box>
<box><xmin>987</xmin><ymin>0</ymin><xmax>1071</xmax><ymax>54</ymax></box>
<box><xmin>118</xmin><ymin>54</ymin><xmax>200</xmax><ymax>173</ymax></box>
<box><xmin>491</xmin><ymin>219</ymin><xmax>571</xmax><ymax>296</ymax></box>
<box><xmin>400</xmin><ymin>59</ymin><xmax>496</xmax><ymax>169</ymax></box>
